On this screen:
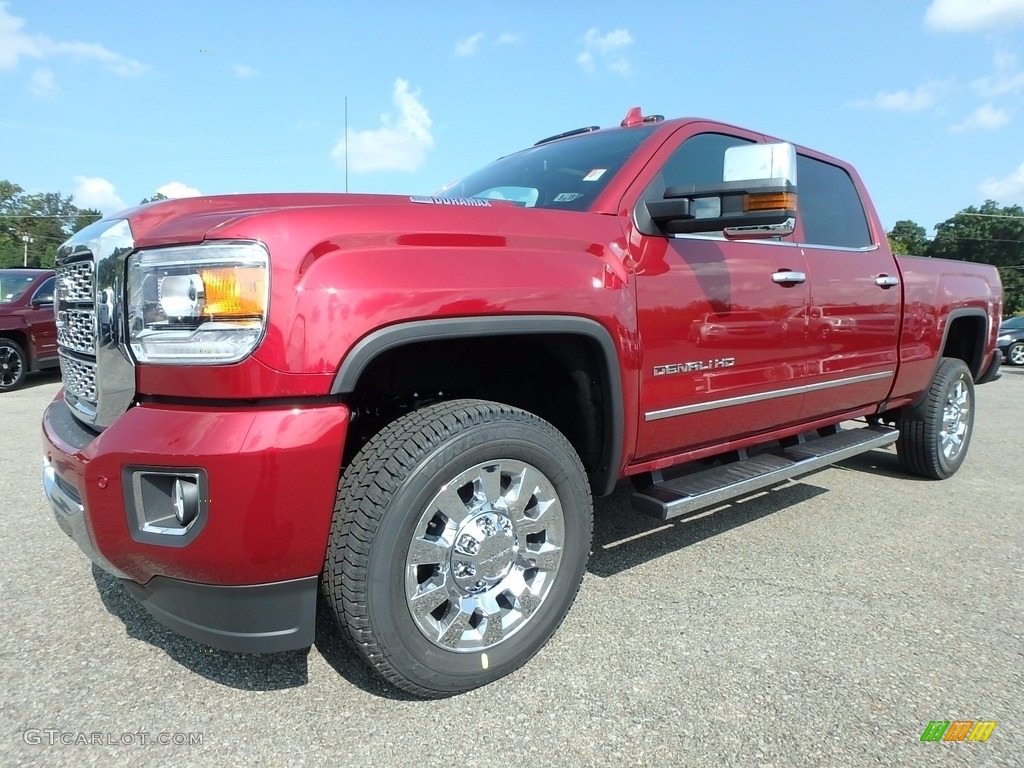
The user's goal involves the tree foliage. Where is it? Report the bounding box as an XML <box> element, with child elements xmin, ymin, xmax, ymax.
<box><xmin>889</xmin><ymin>201</ymin><xmax>1024</xmax><ymax>315</ymax></box>
<box><xmin>887</xmin><ymin>220</ymin><xmax>929</xmax><ymax>256</ymax></box>
<box><xmin>0</xmin><ymin>179</ymin><xmax>102</xmax><ymax>268</ymax></box>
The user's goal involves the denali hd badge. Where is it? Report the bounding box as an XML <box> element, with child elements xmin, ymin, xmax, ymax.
<box><xmin>654</xmin><ymin>358</ymin><xmax>736</xmax><ymax>376</ymax></box>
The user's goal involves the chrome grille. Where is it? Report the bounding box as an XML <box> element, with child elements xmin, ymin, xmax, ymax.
<box><xmin>57</xmin><ymin>260</ymin><xmax>94</xmax><ymax>303</ymax></box>
<box><xmin>58</xmin><ymin>352</ymin><xmax>98</xmax><ymax>402</ymax></box>
<box><xmin>56</xmin><ymin>309</ymin><xmax>95</xmax><ymax>355</ymax></box>
<box><xmin>56</xmin><ymin>218</ymin><xmax>135</xmax><ymax>429</ymax></box>
<box><xmin>55</xmin><ymin>257</ymin><xmax>97</xmax><ymax>414</ymax></box>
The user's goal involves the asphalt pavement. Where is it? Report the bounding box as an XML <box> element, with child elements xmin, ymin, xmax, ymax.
<box><xmin>1</xmin><ymin>367</ymin><xmax>1020</xmax><ymax>767</ymax></box>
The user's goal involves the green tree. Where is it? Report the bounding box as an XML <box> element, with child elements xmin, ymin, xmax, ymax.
<box><xmin>887</xmin><ymin>219</ymin><xmax>929</xmax><ymax>256</ymax></box>
<box><xmin>139</xmin><ymin>192</ymin><xmax>168</xmax><ymax>204</ymax></box>
<box><xmin>0</xmin><ymin>180</ymin><xmax>104</xmax><ymax>268</ymax></box>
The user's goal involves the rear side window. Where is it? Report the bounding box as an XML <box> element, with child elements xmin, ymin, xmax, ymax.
<box><xmin>796</xmin><ymin>155</ymin><xmax>872</xmax><ymax>248</ymax></box>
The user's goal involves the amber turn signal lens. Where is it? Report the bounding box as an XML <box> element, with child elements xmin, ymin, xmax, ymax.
<box><xmin>744</xmin><ymin>192</ymin><xmax>797</xmax><ymax>212</ymax></box>
<box><xmin>198</xmin><ymin>266</ymin><xmax>266</xmax><ymax>317</ymax></box>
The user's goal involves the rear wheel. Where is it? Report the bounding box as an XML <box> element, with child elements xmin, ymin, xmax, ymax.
<box><xmin>0</xmin><ymin>339</ymin><xmax>26</xmax><ymax>391</ymax></box>
<box><xmin>1007</xmin><ymin>341</ymin><xmax>1024</xmax><ymax>366</ymax></box>
<box><xmin>323</xmin><ymin>399</ymin><xmax>593</xmax><ymax>697</ymax></box>
<box><xmin>896</xmin><ymin>357</ymin><xmax>975</xmax><ymax>479</ymax></box>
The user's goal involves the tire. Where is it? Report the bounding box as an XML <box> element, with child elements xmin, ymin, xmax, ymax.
<box><xmin>0</xmin><ymin>339</ymin><xmax>27</xmax><ymax>391</ymax></box>
<box><xmin>1007</xmin><ymin>341</ymin><xmax>1024</xmax><ymax>366</ymax></box>
<box><xmin>896</xmin><ymin>357</ymin><xmax>975</xmax><ymax>479</ymax></box>
<box><xmin>323</xmin><ymin>399</ymin><xmax>593</xmax><ymax>697</ymax></box>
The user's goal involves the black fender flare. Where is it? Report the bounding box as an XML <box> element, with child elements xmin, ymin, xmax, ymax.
<box><xmin>331</xmin><ymin>315</ymin><xmax>624</xmax><ymax>496</ymax></box>
<box><xmin>908</xmin><ymin>307</ymin><xmax>989</xmax><ymax>410</ymax></box>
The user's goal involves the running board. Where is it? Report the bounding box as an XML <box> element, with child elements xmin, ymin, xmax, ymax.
<box><xmin>631</xmin><ymin>425</ymin><xmax>899</xmax><ymax>520</ymax></box>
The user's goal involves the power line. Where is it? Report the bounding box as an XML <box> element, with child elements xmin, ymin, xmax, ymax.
<box><xmin>957</xmin><ymin>212</ymin><xmax>1024</xmax><ymax>220</ymax></box>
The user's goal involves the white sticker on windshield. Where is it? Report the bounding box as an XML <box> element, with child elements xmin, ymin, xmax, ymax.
<box><xmin>554</xmin><ymin>193</ymin><xmax>582</xmax><ymax>202</ymax></box>
<box><xmin>582</xmin><ymin>169</ymin><xmax>606</xmax><ymax>182</ymax></box>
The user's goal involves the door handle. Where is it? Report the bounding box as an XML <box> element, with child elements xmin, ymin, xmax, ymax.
<box><xmin>875</xmin><ymin>275</ymin><xmax>899</xmax><ymax>288</ymax></box>
<box><xmin>772</xmin><ymin>271</ymin><xmax>806</xmax><ymax>284</ymax></box>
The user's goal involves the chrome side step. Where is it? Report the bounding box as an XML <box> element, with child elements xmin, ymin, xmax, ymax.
<box><xmin>631</xmin><ymin>425</ymin><xmax>899</xmax><ymax>520</ymax></box>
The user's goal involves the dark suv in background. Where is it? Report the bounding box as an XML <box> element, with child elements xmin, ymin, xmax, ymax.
<box><xmin>998</xmin><ymin>315</ymin><xmax>1024</xmax><ymax>367</ymax></box>
<box><xmin>0</xmin><ymin>268</ymin><xmax>58</xmax><ymax>391</ymax></box>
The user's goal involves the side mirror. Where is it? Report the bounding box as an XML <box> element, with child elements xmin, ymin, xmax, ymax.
<box><xmin>32</xmin><ymin>295</ymin><xmax>55</xmax><ymax>307</ymax></box>
<box><xmin>645</xmin><ymin>142</ymin><xmax>798</xmax><ymax>239</ymax></box>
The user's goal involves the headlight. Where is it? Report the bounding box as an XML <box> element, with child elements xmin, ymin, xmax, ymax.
<box><xmin>998</xmin><ymin>334</ymin><xmax>1011</xmax><ymax>342</ymax></box>
<box><xmin>127</xmin><ymin>241</ymin><xmax>269</xmax><ymax>364</ymax></box>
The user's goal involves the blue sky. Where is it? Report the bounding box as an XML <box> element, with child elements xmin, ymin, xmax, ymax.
<box><xmin>2</xmin><ymin>0</ymin><xmax>1023</xmax><ymax>235</ymax></box>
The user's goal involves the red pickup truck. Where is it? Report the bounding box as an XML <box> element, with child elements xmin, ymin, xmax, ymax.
<box><xmin>42</xmin><ymin>109</ymin><xmax>1002</xmax><ymax>697</ymax></box>
<box><xmin>0</xmin><ymin>268</ymin><xmax>58</xmax><ymax>391</ymax></box>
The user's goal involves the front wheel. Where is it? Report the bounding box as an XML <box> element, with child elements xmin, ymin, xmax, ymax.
<box><xmin>323</xmin><ymin>399</ymin><xmax>593</xmax><ymax>697</ymax></box>
<box><xmin>896</xmin><ymin>357</ymin><xmax>975</xmax><ymax>479</ymax></box>
<box><xmin>0</xmin><ymin>339</ymin><xmax>27</xmax><ymax>391</ymax></box>
<box><xmin>1006</xmin><ymin>341</ymin><xmax>1024</xmax><ymax>366</ymax></box>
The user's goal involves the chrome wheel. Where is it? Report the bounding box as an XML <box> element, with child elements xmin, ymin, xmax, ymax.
<box><xmin>405</xmin><ymin>459</ymin><xmax>565</xmax><ymax>652</ymax></box>
<box><xmin>939</xmin><ymin>378</ymin><xmax>971</xmax><ymax>461</ymax></box>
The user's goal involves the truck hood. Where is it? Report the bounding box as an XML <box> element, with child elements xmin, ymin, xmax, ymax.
<box><xmin>118</xmin><ymin>193</ymin><xmax>516</xmax><ymax>248</ymax></box>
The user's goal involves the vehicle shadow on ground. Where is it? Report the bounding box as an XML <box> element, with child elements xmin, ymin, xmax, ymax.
<box><xmin>93</xmin><ymin>565</ymin><xmax>311</xmax><ymax>691</ymax></box>
<box><xmin>16</xmin><ymin>368</ymin><xmax>61</xmax><ymax>391</ymax></box>
<box><xmin>588</xmin><ymin>478</ymin><xmax>829</xmax><ymax>578</ymax></box>
<box><xmin>92</xmin><ymin>564</ymin><xmax>422</xmax><ymax>697</ymax></box>
<box><xmin>832</xmin><ymin>447</ymin><xmax>931</xmax><ymax>481</ymax></box>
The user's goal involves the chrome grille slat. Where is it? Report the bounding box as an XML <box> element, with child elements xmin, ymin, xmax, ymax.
<box><xmin>58</xmin><ymin>352</ymin><xmax>98</xmax><ymax>403</ymax></box>
<box><xmin>57</xmin><ymin>260</ymin><xmax>94</xmax><ymax>303</ymax></box>
<box><xmin>56</xmin><ymin>309</ymin><xmax>95</xmax><ymax>355</ymax></box>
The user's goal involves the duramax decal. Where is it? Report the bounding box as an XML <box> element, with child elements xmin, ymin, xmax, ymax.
<box><xmin>409</xmin><ymin>196</ymin><xmax>491</xmax><ymax>207</ymax></box>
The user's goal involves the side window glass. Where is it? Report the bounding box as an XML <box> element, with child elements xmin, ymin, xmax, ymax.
<box><xmin>643</xmin><ymin>133</ymin><xmax>754</xmax><ymax>204</ymax></box>
<box><xmin>32</xmin><ymin>277</ymin><xmax>56</xmax><ymax>305</ymax></box>
<box><xmin>796</xmin><ymin>156</ymin><xmax>872</xmax><ymax>248</ymax></box>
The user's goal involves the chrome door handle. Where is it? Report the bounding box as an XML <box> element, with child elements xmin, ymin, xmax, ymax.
<box><xmin>772</xmin><ymin>271</ymin><xmax>806</xmax><ymax>284</ymax></box>
<box><xmin>875</xmin><ymin>275</ymin><xmax>899</xmax><ymax>288</ymax></box>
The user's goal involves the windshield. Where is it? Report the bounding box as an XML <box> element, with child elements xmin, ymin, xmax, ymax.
<box><xmin>436</xmin><ymin>125</ymin><xmax>660</xmax><ymax>212</ymax></box>
<box><xmin>1002</xmin><ymin>316</ymin><xmax>1024</xmax><ymax>330</ymax></box>
<box><xmin>0</xmin><ymin>271</ymin><xmax>37</xmax><ymax>303</ymax></box>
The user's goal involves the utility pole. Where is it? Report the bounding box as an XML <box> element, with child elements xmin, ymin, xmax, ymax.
<box><xmin>345</xmin><ymin>96</ymin><xmax>349</xmax><ymax>193</ymax></box>
<box><xmin>21</xmin><ymin>234</ymin><xmax>33</xmax><ymax>267</ymax></box>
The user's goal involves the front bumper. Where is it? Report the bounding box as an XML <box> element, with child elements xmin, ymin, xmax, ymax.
<box><xmin>42</xmin><ymin>391</ymin><xmax>349</xmax><ymax>652</ymax></box>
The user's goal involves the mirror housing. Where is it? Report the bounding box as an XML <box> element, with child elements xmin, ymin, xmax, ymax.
<box><xmin>643</xmin><ymin>142</ymin><xmax>798</xmax><ymax>239</ymax></box>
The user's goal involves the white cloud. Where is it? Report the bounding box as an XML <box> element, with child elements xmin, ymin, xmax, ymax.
<box><xmin>156</xmin><ymin>181</ymin><xmax>201</xmax><ymax>198</ymax></box>
<box><xmin>233</xmin><ymin>64</ymin><xmax>258</xmax><ymax>78</ymax></box>
<box><xmin>28</xmin><ymin>67</ymin><xmax>55</xmax><ymax>99</ymax></box>
<box><xmin>980</xmin><ymin>161</ymin><xmax>1024</xmax><ymax>202</ymax></box>
<box><xmin>332</xmin><ymin>78</ymin><xmax>434</xmax><ymax>173</ymax></box>
<box><xmin>454</xmin><ymin>32</ymin><xmax>485</xmax><ymax>57</ymax></box>
<box><xmin>925</xmin><ymin>0</ymin><xmax>1024</xmax><ymax>32</ymax></box>
<box><xmin>951</xmin><ymin>103</ymin><xmax>1011</xmax><ymax>131</ymax></box>
<box><xmin>577</xmin><ymin>27</ymin><xmax>633</xmax><ymax>75</ymax></box>
<box><xmin>972</xmin><ymin>50</ymin><xmax>1024</xmax><ymax>97</ymax></box>
<box><xmin>72</xmin><ymin>176</ymin><xmax>126</xmax><ymax>215</ymax></box>
<box><xmin>497</xmin><ymin>32</ymin><xmax>521</xmax><ymax>45</ymax></box>
<box><xmin>848</xmin><ymin>82</ymin><xmax>949</xmax><ymax>112</ymax></box>
<box><xmin>0</xmin><ymin>3</ymin><xmax>147</xmax><ymax>75</ymax></box>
